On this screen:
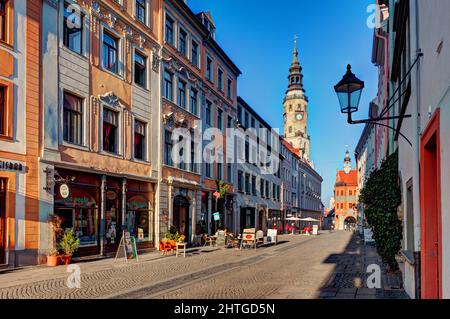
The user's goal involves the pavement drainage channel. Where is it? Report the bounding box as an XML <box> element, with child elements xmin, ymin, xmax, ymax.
<box><xmin>109</xmin><ymin>254</ymin><xmax>271</xmax><ymax>299</ymax></box>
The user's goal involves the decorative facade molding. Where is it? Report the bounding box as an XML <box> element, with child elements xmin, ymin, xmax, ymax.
<box><xmin>44</xmin><ymin>0</ymin><xmax>59</xmax><ymax>9</ymax></box>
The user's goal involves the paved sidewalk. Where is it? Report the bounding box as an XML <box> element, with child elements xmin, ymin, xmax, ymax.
<box><xmin>319</xmin><ymin>233</ymin><xmax>409</xmax><ymax>299</ymax></box>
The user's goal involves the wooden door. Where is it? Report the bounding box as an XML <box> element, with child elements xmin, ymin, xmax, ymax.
<box><xmin>420</xmin><ymin>109</ymin><xmax>442</xmax><ymax>299</ymax></box>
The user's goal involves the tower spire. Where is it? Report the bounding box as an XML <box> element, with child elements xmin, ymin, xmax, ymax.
<box><xmin>293</xmin><ymin>34</ymin><xmax>299</xmax><ymax>64</ymax></box>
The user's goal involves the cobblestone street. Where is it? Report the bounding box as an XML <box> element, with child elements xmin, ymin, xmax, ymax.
<box><xmin>0</xmin><ymin>232</ymin><xmax>410</xmax><ymax>299</ymax></box>
<box><xmin>0</xmin><ymin>232</ymin><xmax>408</xmax><ymax>299</ymax></box>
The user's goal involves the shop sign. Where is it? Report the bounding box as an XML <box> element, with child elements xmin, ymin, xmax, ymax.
<box><xmin>107</xmin><ymin>191</ymin><xmax>117</xmax><ymax>200</ymax></box>
<box><xmin>213</xmin><ymin>212</ymin><xmax>220</xmax><ymax>221</ymax></box>
<box><xmin>60</xmin><ymin>184</ymin><xmax>70</xmax><ymax>199</ymax></box>
<box><xmin>115</xmin><ymin>230</ymin><xmax>138</xmax><ymax>263</ymax></box>
<box><xmin>0</xmin><ymin>160</ymin><xmax>24</xmax><ymax>172</ymax></box>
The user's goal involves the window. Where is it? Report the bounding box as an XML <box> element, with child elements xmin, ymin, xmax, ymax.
<box><xmin>217</xmin><ymin>108</ymin><xmax>223</xmax><ymax>131</ymax></box>
<box><xmin>260</xmin><ymin>178</ymin><xmax>265</xmax><ymax>197</ymax></box>
<box><xmin>135</xmin><ymin>0</ymin><xmax>146</xmax><ymax>24</ymax></box>
<box><xmin>265</xmin><ymin>181</ymin><xmax>270</xmax><ymax>199</ymax></box>
<box><xmin>103</xmin><ymin>31</ymin><xmax>119</xmax><ymax>74</ymax></box>
<box><xmin>206</xmin><ymin>162</ymin><xmax>212</xmax><ymax>178</ymax></box>
<box><xmin>206</xmin><ymin>56</ymin><xmax>213</xmax><ymax>82</ymax></box>
<box><xmin>218</xmin><ymin>68</ymin><xmax>223</xmax><ymax>91</ymax></box>
<box><xmin>163</xmin><ymin>70</ymin><xmax>173</xmax><ymax>101</ymax></box>
<box><xmin>251</xmin><ymin>117</ymin><xmax>255</xmax><ymax>129</ymax></box>
<box><xmin>134</xmin><ymin>51</ymin><xmax>147</xmax><ymax>88</ymax></box>
<box><xmin>191</xmin><ymin>40</ymin><xmax>199</xmax><ymax>67</ymax></box>
<box><xmin>237</xmin><ymin>105</ymin><xmax>242</xmax><ymax>123</ymax></box>
<box><xmin>63</xmin><ymin>1</ymin><xmax>83</xmax><ymax>54</ymax></box>
<box><xmin>205</xmin><ymin>100</ymin><xmax>212</xmax><ymax>127</ymax></box>
<box><xmin>63</xmin><ymin>92</ymin><xmax>83</xmax><ymax>145</ymax></box>
<box><xmin>0</xmin><ymin>86</ymin><xmax>5</xmax><ymax>136</ymax></box>
<box><xmin>244</xmin><ymin>112</ymin><xmax>249</xmax><ymax>128</ymax></box>
<box><xmin>165</xmin><ymin>15</ymin><xmax>174</xmax><ymax>45</ymax></box>
<box><xmin>349</xmin><ymin>190</ymin><xmax>352</xmax><ymax>196</ymax></box>
<box><xmin>190</xmin><ymin>136</ymin><xmax>197</xmax><ymax>173</ymax></box>
<box><xmin>103</xmin><ymin>108</ymin><xmax>119</xmax><ymax>153</ymax></box>
<box><xmin>190</xmin><ymin>89</ymin><xmax>198</xmax><ymax>116</ymax></box>
<box><xmin>217</xmin><ymin>163</ymin><xmax>222</xmax><ymax>180</ymax></box>
<box><xmin>178</xmin><ymin>135</ymin><xmax>186</xmax><ymax>171</ymax></box>
<box><xmin>252</xmin><ymin>176</ymin><xmax>256</xmax><ymax>196</ymax></box>
<box><xmin>245</xmin><ymin>174</ymin><xmax>250</xmax><ymax>194</ymax></box>
<box><xmin>179</xmin><ymin>28</ymin><xmax>187</xmax><ymax>56</ymax></box>
<box><xmin>164</xmin><ymin>130</ymin><xmax>173</xmax><ymax>166</ymax></box>
<box><xmin>245</xmin><ymin>139</ymin><xmax>249</xmax><ymax>163</ymax></box>
<box><xmin>227</xmin><ymin>115</ymin><xmax>233</xmax><ymax>129</ymax></box>
<box><xmin>177</xmin><ymin>80</ymin><xmax>186</xmax><ymax>108</ymax></box>
<box><xmin>273</xmin><ymin>184</ymin><xmax>276</xmax><ymax>200</ymax></box>
<box><xmin>227</xmin><ymin>78</ymin><xmax>233</xmax><ymax>99</ymax></box>
<box><xmin>134</xmin><ymin>120</ymin><xmax>146</xmax><ymax>160</ymax></box>
<box><xmin>237</xmin><ymin>170</ymin><xmax>243</xmax><ymax>192</ymax></box>
<box><xmin>227</xmin><ymin>164</ymin><xmax>233</xmax><ymax>183</ymax></box>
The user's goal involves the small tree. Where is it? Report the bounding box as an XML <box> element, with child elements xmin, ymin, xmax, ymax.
<box><xmin>359</xmin><ymin>151</ymin><xmax>403</xmax><ymax>271</ymax></box>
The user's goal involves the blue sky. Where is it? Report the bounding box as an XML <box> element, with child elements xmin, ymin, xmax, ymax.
<box><xmin>188</xmin><ymin>0</ymin><xmax>378</xmax><ymax>205</ymax></box>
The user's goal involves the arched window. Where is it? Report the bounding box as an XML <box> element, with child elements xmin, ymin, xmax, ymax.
<box><xmin>289</xmin><ymin>127</ymin><xmax>292</xmax><ymax>134</ymax></box>
<box><xmin>289</xmin><ymin>105</ymin><xmax>292</xmax><ymax>112</ymax></box>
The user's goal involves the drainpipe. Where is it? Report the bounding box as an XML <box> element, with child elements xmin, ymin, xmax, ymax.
<box><xmin>410</xmin><ymin>0</ymin><xmax>422</xmax><ymax>299</ymax></box>
<box><xmin>374</xmin><ymin>28</ymin><xmax>389</xmax><ymax>164</ymax></box>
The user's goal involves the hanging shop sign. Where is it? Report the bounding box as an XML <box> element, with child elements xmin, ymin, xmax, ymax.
<box><xmin>59</xmin><ymin>184</ymin><xmax>70</xmax><ymax>199</ymax></box>
<box><xmin>213</xmin><ymin>212</ymin><xmax>221</xmax><ymax>221</ymax></box>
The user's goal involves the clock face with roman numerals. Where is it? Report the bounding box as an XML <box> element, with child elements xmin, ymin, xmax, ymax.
<box><xmin>295</xmin><ymin>112</ymin><xmax>304</xmax><ymax>121</ymax></box>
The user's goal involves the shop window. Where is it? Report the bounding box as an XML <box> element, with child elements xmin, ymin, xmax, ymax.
<box><xmin>0</xmin><ymin>86</ymin><xmax>5</xmax><ymax>136</ymax></box>
<box><xmin>126</xmin><ymin>195</ymin><xmax>151</xmax><ymax>242</ymax></box>
<box><xmin>103</xmin><ymin>31</ymin><xmax>119</xmax><ymax>74</ymax></box>
<box><xmin>134</xmin><ymin>51</ymin><xmax>147</xmax><ymax>88</ymax></box>
<box><xmin>135</xmin><ymin>0</ymin><xmax>146</xmax><ymax>25</ymax></box>
<box><xmin>63</xmin><ymin>92</ymin><xmax>83</xmax><ymax>145</ymax></box>
<box><xmin>103</xmin><ymin>108</ymin><xmax>119</xmax><ymax>154</ymax></box>
<box><xmin>163</xmin><ymin>70</ymin><xmax>173</xmax><ymax>101</ymax></box>
<box><xmin>165</xmin><ymin>15</ymin><xmax>174</xmax><ymax>46</ymax></box>
<box><xmin>177</xmin><ymin>79</ymin><xmax>186</xmax><ymax>109</ymax></box>
<box><xmin>0</xmin><ymin>0</ymin><xmax>7</xmax><ymax>42</ymax></box>
<box><xmin>63</xmin><ymin>1</ymin><xmax>83</xmax><ymax>55</ymax></box>
<box><xmin>190</xmin><ymin>88</ymin><xmax>198</xmax><ymax>116</ymax></box>
<box><xmin>134</xmin><ymin>120</ymin><xmax>146</xmax><ymax>161</ymax></box>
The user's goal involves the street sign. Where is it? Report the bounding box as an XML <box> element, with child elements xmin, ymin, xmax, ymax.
<box><xmin>213</xmin><ymin>212</ymin><xmax>220</xmax><ymax>221</ymax></box>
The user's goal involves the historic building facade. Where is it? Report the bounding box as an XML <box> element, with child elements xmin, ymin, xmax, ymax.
<box><xmin>39</xmin><ymin>0</ymin><xmax>163</xmax><ymax>261</ymax></box>
<box><xmin>159</xmin><ymin>1</ymin><xmax>240</xmax><ymax>242</ymax></box>
<box><xmin>235</xmin><ymin>97</ymin><xmax>281</xmax><ymax>234</ymax></box>
<box><xmin>0</xmin><ymin>0</ymin><xmax>42</xmax><ymax>267</ymax></box>
<box><xmin>333</xmin><ymin>149</ymin><xmax>358</xmax><ymax>231</ymax></box>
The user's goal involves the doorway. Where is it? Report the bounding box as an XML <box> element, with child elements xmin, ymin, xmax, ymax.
<box><xmin>0</xmin><ymin>178</ymin><xmax>6</xmax><ymax>264</ymax></box>
<box><xmin>258</xmin><ymin>210</ymin><xmax>264</xmax><ymax>231</ymax></box>
<box><xmin>420</xmin><ymin>109</ymin><xmax>441</xmax><ymax>299</ymax></box>
<box><xmin>173</xmin><ymin>195</ymin><xmax>190</xmax><ymax>240</ymax></box>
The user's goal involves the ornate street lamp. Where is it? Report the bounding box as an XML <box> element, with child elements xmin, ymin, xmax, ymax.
<box><xmin>334</xmin><ymin>64</ymin><xmax>365</xmax><ymax>115</ymax></box>
<box><xmin>334</xmin><ymin>64</ymin><xmax>413</xmax><ymax>146</ymax></box>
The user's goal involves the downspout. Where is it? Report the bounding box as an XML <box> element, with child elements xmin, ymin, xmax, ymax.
<box><xmin>409</xmin><ymin>0</ymin><xmax>422</xmax><ymax>299</ymax></box>
<box><xmin>374</xmin><ymin>29</ymin><xmax>389</xmax><ymax>165</ymax></box>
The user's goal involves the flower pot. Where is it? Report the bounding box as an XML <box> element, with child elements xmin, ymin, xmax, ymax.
<box><xmin>60</xmin><ymin>255</ymin><xmax>72</xmax><ymax>265</ymax></box>
<box><xmin>47</xmin><ymin>255</ymin><xmax>59</xmax><ymax>267</ymax></box>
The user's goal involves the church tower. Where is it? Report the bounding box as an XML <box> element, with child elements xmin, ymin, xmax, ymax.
<box><xmin>283</xmin><ymin>35</ymin><xmax>311</xmax><ymax>160</ymax></box>
<box><xmin>344</xmin><ymin>146</ymin><xmax>352</xmax><ymax>174</ymax></box>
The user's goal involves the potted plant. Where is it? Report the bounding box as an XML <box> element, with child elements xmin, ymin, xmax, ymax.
<box><xmin>58</xmin><ymin>229</ymin><xmax>80</xmax><ymax>265</ymax></box>
<box><xmin>47</xmin><ymin>248</ymin><xmax>60</xmax><ymax>267</ymax></box>
<box><xmin>178</xmin><ymin>234</ymin><xmax>186</xmax><ymax>243</ymax></box>
<box><xmin>46</xmin><ymin>215</ymin><xmax>63</xmax><ymax>267</ymax></box>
